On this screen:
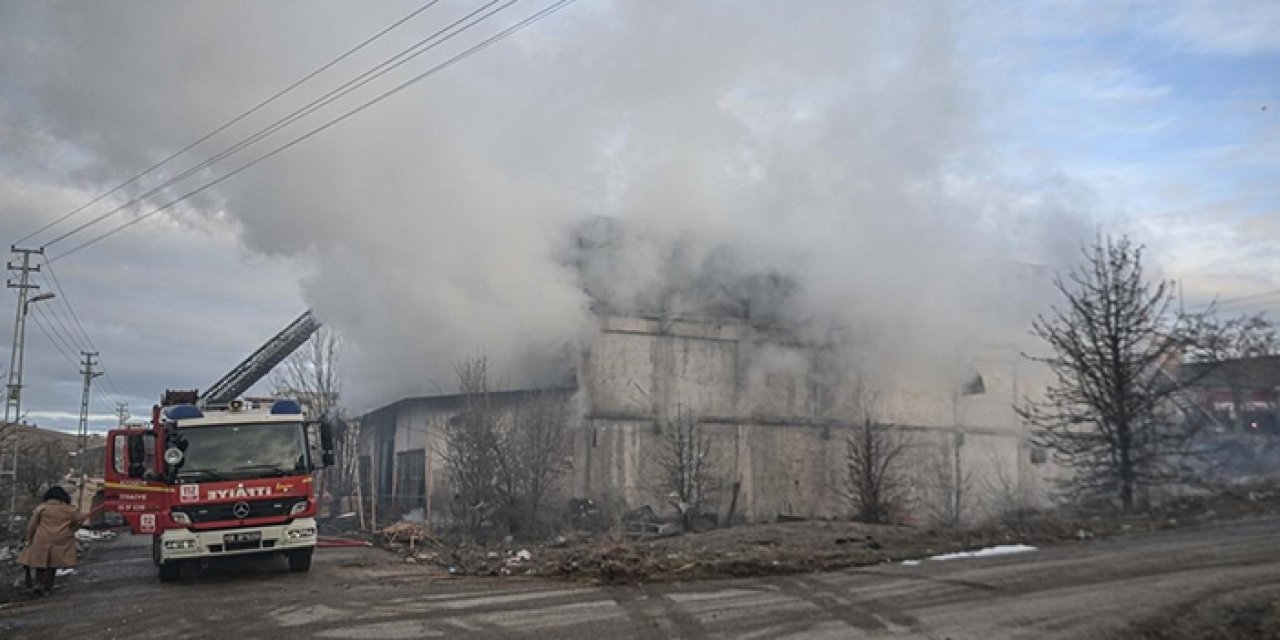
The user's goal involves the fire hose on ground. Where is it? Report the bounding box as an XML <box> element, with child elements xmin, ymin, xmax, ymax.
<box><xmin>316</xmin><ymin>537</ymin><xmax>372</xmax><ymax>548</ymax></box>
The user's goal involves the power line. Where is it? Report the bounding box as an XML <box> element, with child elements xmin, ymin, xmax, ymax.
<box><xmin>1217</xmin><ymin>291</ymin><xmax>1280</xmax><ymax>310</ymax></box>
<box><xmin>39</xmin><ymin>261</ymin><xmax>128</xmax><ymax>405</ymax></box>
<box><xmin>42</xmin><ymin>0</ymin><xmax>515</xmax><ymax>250</ymax></box>
<box><xmin>34</xmin><ymin>304</ymin><xmax>127</xmax><ymax>410</ymax></box>
<box><xmin>31</xmin><ymin>306</ymin><xmax>125</xmax><ymax>411</ymax></box>
<box><xmin>40</xmin><ymin>262</ymin><xmax>95</xmax><ymax>351</ymax></box>
<box><xmin>17</xmin><ymin>0</ymin><xmax>443</xmax><ymax>247</ymax></box>
<box><xmin>1185</xmin><ymin>288</ymin><xmax>1280</xmax><ymax>312</ymax></box>
<box><xmin>100</xmin><ymin>370</ymin><xmax>128</xmax><ymax>405</ymax></box>
<box><xmin>27</xmin><ymin>309</ymin><xmax>119</xmax><ymax>418</ymax></box>
<box><xmin>30</xmin><ymin>296</ymin><xmax>85</xmax><ymax>359</ymax></box>
<box><xmin>27</xmin><ymin>308</ymin><xmax>81</xmax><ymax>370</ymax></box>
<box><xmin>90</xmin><ymin>389</ymin><xmax>118</xmax><ymax>419</ymax></box>
<box><xmin>49</xmin><ymin>0</ymin><xmax>576</xmax><ymax>263</ymax></box>
<box><xmin>26</xmin><ymin>317</ymin><xmax>116</xmax><ymax>418</ymax></box>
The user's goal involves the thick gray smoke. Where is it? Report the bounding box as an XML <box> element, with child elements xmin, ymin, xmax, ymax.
<box><xmin>0</xmin><ymin>1</ymin><xmax>1090</xmax><ymax>409</ymax></box>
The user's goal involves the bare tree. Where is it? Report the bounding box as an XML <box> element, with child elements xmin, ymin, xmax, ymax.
<box><xmin>1018</xmin><ymin>236</ymin><xmax>1212</xmax><ymax>511</ymax></box>
<box><xmin>18</xmin><ymin>436</ymin><xmax>70</xmax><ymax>498</ymax></box>
<box><xmin>656</xmin><ymin>410</ymin><xmax>720</xmax><ymax>532</ymax></box>
<box><xmin>441</xmin><ymin>355</ymin><xmax>572</xmax><ymax>537</ymax></box>
<box><xmin>981</xmin><ymin>446</ymin><xmax>1037</xmax><ymax>525</ymax></box>
<box><xmin>841</xmin><ymin>388</ymin><xmax>908</xmax><ymax>524</ymax></box>
<box><xmin>923</xmin><ymin>434</ymin><xmax>973</xmax><ymax>527</ymax></box>
<box><xmin>442</xmin><ymin>355</ymin><xmax>501</xmax><ymax>536</ymax></box>
<box><xmin>272</xmin><ymin>327</ymin><xmax>341</xmax><ymax>416</ymax></box>
<box><xmin>493</xmin><ymin>390</ymin><xmax>571</xmax><ymax>536</ymax></box>
<box><xmin>271</xmin><ymin>327</ymin><xmax>352</xmax><ymax>516</ymax></box>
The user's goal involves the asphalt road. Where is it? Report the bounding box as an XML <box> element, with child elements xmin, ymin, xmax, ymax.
<box><xmin>3</xmin><ymin>518</ymin><xmax>1280</xmax><ymax>639</ymax></box>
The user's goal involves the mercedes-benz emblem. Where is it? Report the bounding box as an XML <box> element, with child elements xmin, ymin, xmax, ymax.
<box><xmin>232</xmin><ymin>501</ymin><xmax>251</xmax><ymax>519</ymax></box>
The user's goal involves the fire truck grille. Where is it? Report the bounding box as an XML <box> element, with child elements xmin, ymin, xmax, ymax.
<box><xmin>174</xmin><ymin>497</ymin><xmax>307</xmax><ymax>523</ymax></box>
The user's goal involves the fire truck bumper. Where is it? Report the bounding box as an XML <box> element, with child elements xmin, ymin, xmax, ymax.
<box><xmin>158</xmin><ymin>517</ymin><xmax>318</xmax><ymax>562</ymax></box>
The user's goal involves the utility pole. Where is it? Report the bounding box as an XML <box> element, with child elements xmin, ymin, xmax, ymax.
<box><xmin>2</xmin><ymin>246</ymin><xmax>49</xmax><ymax>529</ymax></box>
<box><xmin>116</xmin><ymin>401</ymin><xmax>129</xmax><ymax>427</ymax></box>
<box><xmin>77</xmin><ymin>351</ymin><xmax>102</xmax><ymax>513</ymax></box>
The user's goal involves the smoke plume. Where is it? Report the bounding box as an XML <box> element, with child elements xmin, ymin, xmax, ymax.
<box><xmin>0</xmin><ymin>1</ymin><xmax>1090</xmax><ymax>409</ymax></box>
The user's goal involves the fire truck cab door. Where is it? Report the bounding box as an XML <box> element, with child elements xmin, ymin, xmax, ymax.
<box><xmin>102</xmin><ymin>429</ymin><xmax>166</xmax><ymax>535</ymax></box>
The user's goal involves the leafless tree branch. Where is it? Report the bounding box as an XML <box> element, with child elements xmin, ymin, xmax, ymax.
<box><xmin>1018</xmin><ymin>236</ymin><xmax>1224</xmax><ymax>510</ymax></box>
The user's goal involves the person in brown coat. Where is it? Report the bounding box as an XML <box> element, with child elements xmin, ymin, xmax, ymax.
<box><xmin>17</xmin><ymin>486</ymin><xmax>84</xmax><ymax>595</ymax></box>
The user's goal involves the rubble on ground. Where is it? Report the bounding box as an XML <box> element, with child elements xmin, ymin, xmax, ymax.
<box><xmin>380</xmin><ymin>522</ymin><xmax>440</xmax><ymax>548</ymax></box>
<box><xmin>382</xmin><ymin>520</ymin><xmax>939</xmax><ymax>583</ymax></box>
<box><xmin>369</xmin><ymin>479</ymin><xmax>1280</xmax><ymax>585</ymax></box>
<box><xmin>369</xmin><ymin>510</ymin><xmax>1133</xmax><ymax>584</ymax></box>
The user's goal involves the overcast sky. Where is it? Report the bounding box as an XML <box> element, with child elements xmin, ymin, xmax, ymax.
<box><xmin>0</xmin><ymin>0</ymin><xmax>1276</xmax><ymax>432</ymax></box>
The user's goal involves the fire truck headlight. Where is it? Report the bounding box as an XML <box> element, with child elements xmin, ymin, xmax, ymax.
<box><xmin>287</xmin><ymin>528</ymin><xmax>316</xmax><ymax>540</ymax></box>
<box><xmin>163</xmin><ymin>539</ymin><xmax>196</xmax><ymax>550</ymax></box>
<box><xmin>171</xmin><ymin>512</ymin><xmax>191</xmax><ymax>525</ymax></box>
<box><xmin>164</xmin><ymin>447</ymin><xmax>184</xmax><ymax>465</ymax></box>
<box><xmin>289</xmin><ymin>500</ymin><xmax>309</xmax><ymax>516</ymax></box>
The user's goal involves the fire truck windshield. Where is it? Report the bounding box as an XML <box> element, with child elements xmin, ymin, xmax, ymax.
<box><xmin>176</xmin><ymin>422</ymin><xmax>309</xmax><ymax>480</ymax></box>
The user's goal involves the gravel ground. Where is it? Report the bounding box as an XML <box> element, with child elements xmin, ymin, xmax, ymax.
<box><xmin>1115</xmin><ymin>585</ymin><xmax>1280</xmax><ymax>640</ymax></box>
<box><xmin>5</xmin><ymin>518</ymin><xmax>1280</xmax><ymax>639</ymax></box>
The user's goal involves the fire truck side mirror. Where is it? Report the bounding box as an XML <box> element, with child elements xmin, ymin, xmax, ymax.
<box><xmin>319</xmin><ymin>420</ymin><xmax>336</xmax><ymax>468</ymax></box>
<box><xmin>127</xmin><ymin>433</ymin><xmax>147</xmax><ymax>479</ymax></box>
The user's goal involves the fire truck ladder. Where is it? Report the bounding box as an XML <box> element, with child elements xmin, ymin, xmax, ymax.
<box><xmin>200</xmin><ymin>310</ymin><xmax>321</xmax><ymax>405</ymax></box>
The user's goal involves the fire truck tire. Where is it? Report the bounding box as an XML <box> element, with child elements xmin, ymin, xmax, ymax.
<box><xmin>287</xmin><ymin>548</ymin><xmax>313</xmax><ymax>572</ymax></box>
<box><xmin>158</xmin><ymin>562</ymin><xmax>181</xmax><ymax>582</ymax></box>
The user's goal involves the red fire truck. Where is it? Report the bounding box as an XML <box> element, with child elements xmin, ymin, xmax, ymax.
<box><xmin>102</xmin><ymin>390</ymin><xmax>334</xmax><ymax>581</ymax></box>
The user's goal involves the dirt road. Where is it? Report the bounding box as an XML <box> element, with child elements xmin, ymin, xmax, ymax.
<box><xmin>3</xmin><ymin>518</ymin><xmax>1279</xmax><ymax>639</ymax></box>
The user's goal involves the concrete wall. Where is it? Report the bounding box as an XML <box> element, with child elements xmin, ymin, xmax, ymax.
<box><xmin>363</xmin><ymin>314</ymin><xmax>1059</xmax><ymax>527</ymax></box>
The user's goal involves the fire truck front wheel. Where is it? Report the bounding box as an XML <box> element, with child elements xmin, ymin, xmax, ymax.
<box><xmin>287</xmin><ymin>548</ymin><xmax>313</xmax><ymax>572</ymax></box>
<box><xmin>153</xmin><ymin>537</ymin><xmax>183</xmax><ymax>582</ymax></box>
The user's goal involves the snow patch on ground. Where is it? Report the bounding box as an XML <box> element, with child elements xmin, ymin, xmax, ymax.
<box><xmin>928</xmin><ymin>544</ymin><xmax>1037</xmax><ymax>561</ymax></box>
<box><xmin>900</xmin><ymin>544</ymin><xmax>1037</xmax><ymax>565</ymax></box>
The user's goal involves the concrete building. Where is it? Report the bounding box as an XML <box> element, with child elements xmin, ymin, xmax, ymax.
<box><xmin>359</xmin><ymin>218</ymin><xmax>1058</xmax><ymax>525</ymax></box>
<box><xmin>359</xmin><ymin>311</ymin><xmax>1056</xmax><ymax>526</ymax></box>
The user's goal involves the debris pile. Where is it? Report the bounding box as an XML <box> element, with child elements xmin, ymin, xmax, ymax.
<box><xmin>380</xmin><ymin>522</ymin><xmax>439</xmax><ymax>548</ymax></box>
<box><xmin>369</xmin><ymin>479</ymin><xmax>1280</xmax><ymax>586</ymax></box>
<box><xmin>417</xmin><ymin>521</ymin><xmax>917</xmax><ymax>584</ymax></box>
<box><xmin>623</xmin><ymin>506</ymin><xmax>677</xmax><ymax>537</ymax></box>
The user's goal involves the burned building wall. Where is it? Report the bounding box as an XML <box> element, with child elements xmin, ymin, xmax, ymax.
<box><xmin>574</xmin><ymin>315</ymin><xmax>1054</xmax><ymax>524</ymax></box>
<box><xmin>363</xmin><ymin>313</ymin><xmax>1057</xmax><ymax>528</ymax></box>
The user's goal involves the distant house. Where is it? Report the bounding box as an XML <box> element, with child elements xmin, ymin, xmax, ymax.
<box><xmin>1181</xmin><ymin>355</ymin><xmax>1280</xmax><ymax>434</ymax></box>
